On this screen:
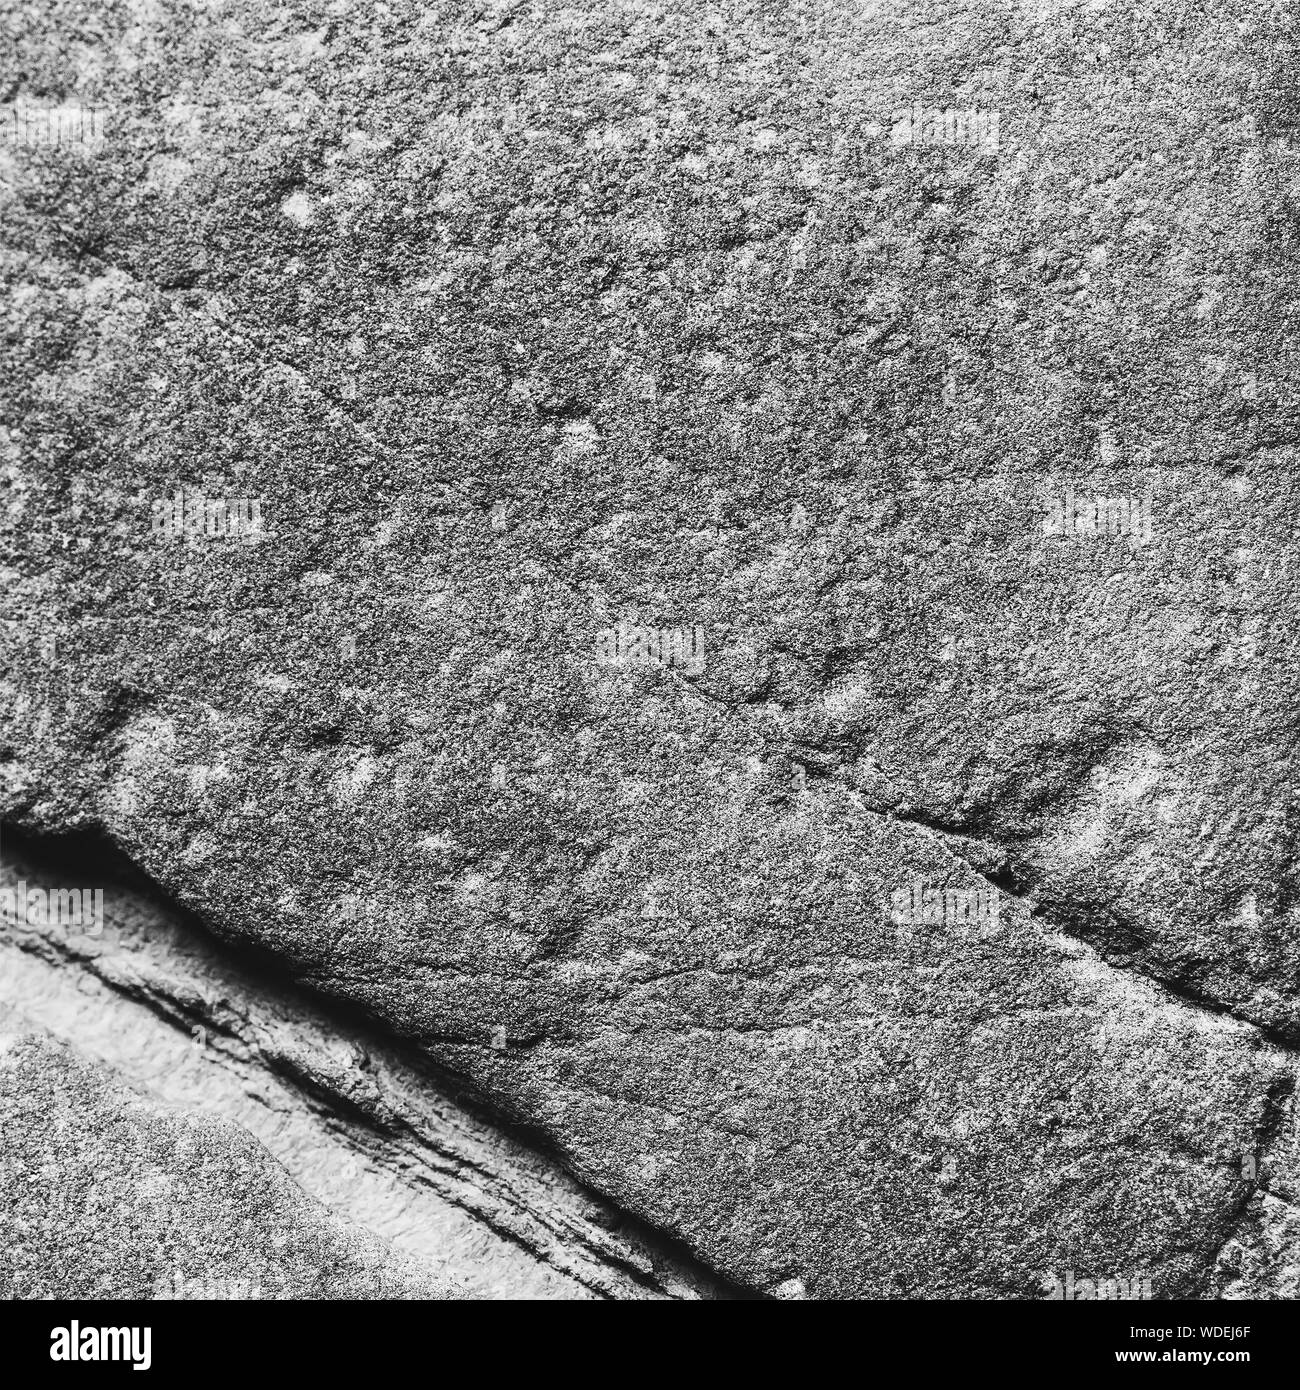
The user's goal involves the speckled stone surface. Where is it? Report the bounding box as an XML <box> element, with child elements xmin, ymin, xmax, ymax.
<box><xmin>0</xmin><ymin>1020</ymin><xmax>452</xmax><ymax>1299</ymax></box>
<box><xmin>3</xmin><ymin>0</ymin><xmax>1299</xmax><ymax>1298</ymax></box>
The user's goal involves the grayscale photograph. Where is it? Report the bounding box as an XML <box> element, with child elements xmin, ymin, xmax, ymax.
<box><xmin>0</xmin><ymin>0</ymin><xmax>1293</xmax><ymax>1363</ymax></box>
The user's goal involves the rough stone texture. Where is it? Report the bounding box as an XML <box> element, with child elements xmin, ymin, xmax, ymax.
<box><xmin>0</xmin><ymin>837</ymin><xmax>731</xmax><ymax>1299</ymax></box>
<box><xmin>0</xmin><ymin>1021</ymin><xmax>454</xmax><ymax>1299</ymax></box>
<box><xmin>1213</xmin><ymin>1195</ymin><xmax>1300</xmax><ymax>1300</ymax></box>
<box><xmin>3</xmin><ymin>0</ymin><xmax>1300</xmax><ymax>1298</ymax></box>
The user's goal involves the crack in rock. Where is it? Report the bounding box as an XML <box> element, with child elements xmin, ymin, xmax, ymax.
<box><xmin>0</xmin><ymin>831</ymin><xmax>739</xmax><ymax>1300</ymax></box>
<box><xmin>3</xmin><ymin>0</ymin><xmax>1300</xmax><ymax>1302</ymax></box>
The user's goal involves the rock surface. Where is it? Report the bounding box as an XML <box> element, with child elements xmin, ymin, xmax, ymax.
<box><xmin>0</xmin><ymin>835</ymin><xmax>731</xmax><ymax>1298</ymax></box>
<box><xmin>0</xmin><ymin>1021</ymin><xmax>451</xmax><ymax>1300</ymax></box>
<box><xmin>3</xmin><ymin>0</ymin><xmax>1300</xmax><ymax>1298</ymax></box>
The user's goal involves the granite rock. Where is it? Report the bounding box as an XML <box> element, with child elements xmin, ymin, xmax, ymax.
<box><xmin>3</xmin><ymin>0</ymin><xmax>1300</xmax><ymax>1298</ymax></box>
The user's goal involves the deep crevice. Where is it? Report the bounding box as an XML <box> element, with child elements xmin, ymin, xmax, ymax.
<box><xmin>0</xmin><ymin>820</ymin><xmax>757</xmax><ymax>1301</ymax></box>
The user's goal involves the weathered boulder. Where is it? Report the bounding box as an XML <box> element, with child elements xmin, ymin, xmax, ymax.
<box><xmin>3</xmin><ymin>0</ymin><xmax>1299</xmax><ymax>1297</ymax></box>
